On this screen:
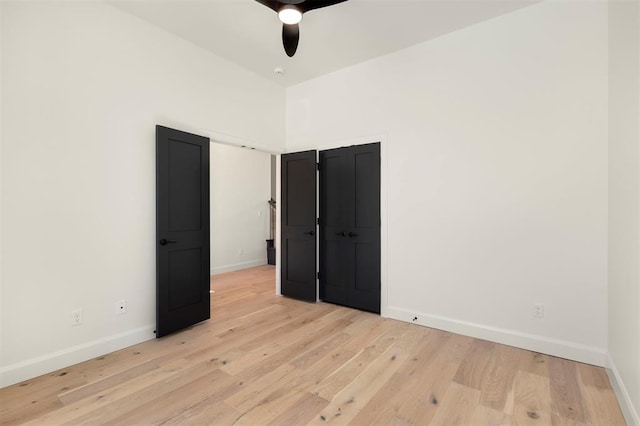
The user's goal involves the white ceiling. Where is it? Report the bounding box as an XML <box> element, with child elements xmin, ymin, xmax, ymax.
<box><xmin>108</xmin><ymin>0</ymin><xmax>538</xmax><ymax>87</ymax></box>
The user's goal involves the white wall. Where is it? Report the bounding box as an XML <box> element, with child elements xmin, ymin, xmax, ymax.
<box><xmin>0</xmin><ymin>1</ymin><xmax>284</xmax><ymax>386</ymax></box>
<box><xmin>0</xmin><ymin>2</ymin><xmax>4</xmax><ymax>371</ymax></box>
<box><xmin>608</xmin><ymin>1</ymin><xmax>640</xmax><ymax>423</ymax></box>
<box><xmin>210</xmin><ymin>143</ymin><xmax>271</xmax><ymax>275</ymax></box>
<box><xmin>287</xmin><ymin>2</ymin><xmax>609</xmax><ymax>365</ymax></box>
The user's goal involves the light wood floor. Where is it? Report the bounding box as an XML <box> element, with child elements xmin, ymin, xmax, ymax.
<box><xmin>0</xmin><ymin>265</ymin><xmax>626</xmax><ymax>425</ymax></box>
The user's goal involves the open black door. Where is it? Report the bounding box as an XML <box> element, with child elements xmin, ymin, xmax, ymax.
<box><xmin>281</xmin><ymin>150</ymin><xmax>317</xmax><ymax>302</ymax></box>
<box><xmin>156</xmin><ymin>125</ymin><xmax>210</xmax><ymax>337</ymax></box>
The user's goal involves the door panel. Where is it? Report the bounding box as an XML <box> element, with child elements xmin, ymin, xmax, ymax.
<box><xmin>320</xmin><ymin>143</ymin><xmax>381</xmax><ymax>313</ymax></box>
<box><xmin>348</xmin><ymin>143</ymin><xmax>381</xmax><ymax>312</ymax></box>
<box><xmin>281</xmin><ymin>150</ymin><xmax>317</xmax><ymax>302</ymax></box>
<box><xmin>321</xmin><ymin>239</ymin><xmax>349</xmax><ymax>303</ymax></box>
<box><xmin>322</xmin><ymin>152</ymin><xmax>348</xmax><ymax>228</ymax></box>
<box><xmin>285</xmin><ymin>159</ymin><xmax>316</xmax><ymax>227</ymax></box>
<box><xmin>353</xmin><ymin>243</ymin><xmax>378</xmax><ymax>293</ymax></box>
<box><xmin>156</xmin><ymin>125</ymin><xmax>210</xmax><ymax>338</ymax></box>
<box><xmin>354</xmin><ymin>151</ymin><xmax>378</xmax><ymax>228</ymax></box>
<box><xmin>319</xmin><ymin>149</ymin><xmax>349</xmax><ymax>304</ymax></box>
<box><xmin>168</xmin><ymin>141</ymin><xmax>203</xmax><ymax>231</ymax></box>
<box><xmin>168</xmin><ymin>248</ymin><xmax>203</xmax><ymax>310</ymax></box>
<box><xmin>284</xmin><ymin>239</ymin><xmax>315</xmax><ymax>283</ymax></box>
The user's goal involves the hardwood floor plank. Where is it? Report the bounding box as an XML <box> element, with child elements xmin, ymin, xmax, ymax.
<box><xmin>235</xmin><ymin>304</ymin><xmax>342</xmax><ymax>353</ymax></box>
<box><xmin>224</xmin><ymin>363</ymin><xmax>296</xmax><ymax>412</ymax></box>
<box><xmin>289</xmin><ymin>332</ymin><xmax>352</xmax><ymax>370</ymax></box>
<box><xmin>0</xmin><ymin>370</ymin><xmax>86</xmax><ymax>425</ymax></box>
<box><xmin>0</xmin><ymin>370</ymin><xmax>87</xmax><ymax>411</ymax></box>
<box><xmin>101</xmin><ymin>368</ymin><xmax>233</xmax><ymax>425</ymax></box>
<box><xmin>57</xmin><ymin>355</ymin><xmax>162</xmax><ymax>405</ymax></box>
<box><xmin>548</xmin><ymin>356</ymin><xmax>588</xmax><ymax>423</ymax></box>
<box><xmin>579</xmin><ymin>366</ymin><xmax>626</xmax><ymax>426</ymax></box>
<box><xmin>453</xmin><ymin>338</ymin><xmax>496</xmax><ymax>390</ymax></box>
<box><xmin>0</xmin><ymin>266</ymin><xmax>627</xmax><ymax>426</ymax></box>
<box><xmin>428</xmin><ymin>382</ymin><xmax>481</xmax><ymax>426</ymax></box>
<box><xmin>577</xmin><ymin>362</ymin><xmax>612</xmax><ymax>390</ymax></box>
<box><xmin>21</xmin><ymin>358</ymin><xmax>195</xmax><ymax>425</ymax></box>
<box><xmin>222</xmin><ymin>309</ymin><xmax>355</xmax><ymax>375</ymax></box>
<box><xmin>512</xmin><ymin>370</ymin><xmax>553</xmax><ymax>425</ymax></box>
<box><xmin>268</xmin><ymin>392</ymin><xmax>329</xmax><ymax>426</ymax></box>
<box><xmin>350</xmin><ymin>329</ymin><xmax>453</xmax><ymax>425</ymax></box>
<box><xmin>159</xmin><ymin>401</ymin><xmax>241</xmax><ymax>426</ymax></box>
<box><xmin>231</xmin><ymin>373</ymin><xmax>312</xmax><ymax>425</ymax></box>
<box><xmin>310</xmin><ymin>326</ymin><xmax>429</xmax><ymax>424</ymax></box>
<box><xmin>550</xmin><ymin>413</ymin><xmax>588</xmax><ymax>426</ymax></box>
<box><xmin>580</xmin><ymin>386</ymin><xmax>626</xmax><ymax>426</ymax></box>
<box><xmin>518</xmin><ymin>351</ymin><xmax>551</xmax><ymax>378</ymax></box>
<box><xmin>473</xmin><ymin>404</ymin><xmax>512</xmax><ymax>425</ymax></box>
<box><xmin>479</xmin><ymin>344</ymin><xmax>521</xmax><ymax>411</ymax></box>
<box><xmin>437</xmin><ymin>332</ymin><xmax>474</xmax><ymax>365</ymax></box>
<box><xmin>311</xmin><ymin>320</ymin><xmax>409</xmax><ymax>401</ymax></box>
<box><xmin>0</xmin><ymin>395</ymin><xmax>64</xmax><ymax>426</ymax></box>
<box><xmin>394</xmin><ymin>361</ymin><xmax>461</xmax><ymax>425</ymax></box>
<box><xmin>62</xmin><ymin>362</ymin><xmax>228</xmax><ymax>425</ymax></box>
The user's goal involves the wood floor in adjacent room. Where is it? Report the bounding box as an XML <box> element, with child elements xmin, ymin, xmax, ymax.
<box><xmin>0</xmin><ymin>265</ymin><xmax>626</xmax><ymax>425</ymax></box>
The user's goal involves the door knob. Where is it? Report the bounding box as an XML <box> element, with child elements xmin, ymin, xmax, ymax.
<box><xmin>336</xmin><ymin>231</ymin><xmax>347</xmax><ymax>237</ymax></box>
<box><xmin>159</xmin><ymin>238</ymin><xmax>177</xmax><ymax>246</ymax></box>
<box><xmin>304</xmin><ymin>231</ymin><xmax>315</xmax><ymax>236</ymax></box>
<box><xmin>348</xmin><ymin>232</ymin><xmax>359</xmax><ymax>237</ymax></box>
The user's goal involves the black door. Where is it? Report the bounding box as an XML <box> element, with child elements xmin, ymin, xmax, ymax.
<box><xmin>320</xmin><ymin>143</ymin><xmax>381</xmax><ymax>313</ymax></box>
<box><xmin>281</xmin><ymin>150</ymin><xmax>317</xmax><ymax>302</ymax></box>
<box><xmin>156</xmin><ymin>125</ymin><xmax>210</xmax><ymax>338</ymax></box>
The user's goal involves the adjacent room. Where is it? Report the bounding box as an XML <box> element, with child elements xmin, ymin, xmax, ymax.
<box><xmin>0</xmin><ymin>0</ymin><xmax>638</xmax><ymax>424</ymax></box>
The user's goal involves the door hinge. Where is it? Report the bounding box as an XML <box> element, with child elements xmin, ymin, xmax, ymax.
<box><xmin>316</xmin><ymin>162</ymin><xmax>320</xmax><ymax>171</ymax></box>
<box><xmin>317</xmin><ymin>217</ymin><xmax>320</xmax><ymax>225</ymax></box>
<box><xmin>317</xmin><ymin>272</ymin><xmax>320</xmax><ymax>280</ymax></box>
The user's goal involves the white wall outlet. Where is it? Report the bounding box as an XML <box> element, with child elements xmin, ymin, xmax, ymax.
<box><xmin>238</xmin><ymin>248</ymin><xmax>244</xmax><ymax>255</ymax></box>
<box><xmin>71</xmin><ymin>308</ymin><xmax>83</xmax><ymax>326</ymax></box>
<box><xmin>533</xmin><ymin>304</ymin><xmax>545</xmax><ymax>319</ymax></box>
<box><xmin>116</xmin><ymin>300</ymin><xmax>127</xmax><ymax>315</ymax></box>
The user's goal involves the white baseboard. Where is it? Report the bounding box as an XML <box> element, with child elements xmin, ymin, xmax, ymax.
<box><xmin>0</xmin><ymin>325</ymin><xmax>155</xmax><ymax>388</ymax></box>
<box><xmin>385</xmin><ymin>306</ymin><xmax>607</xmax><ymax>366</ymax></box>
<box><xmin>211</xmin><ymin>259</ymin><xmax>266</xmax><ymax>275</ymax></box>
<box><xmin>606</xmin><ymin>353</ymin><xmax>640</xmax><ymax>426</ymax></box>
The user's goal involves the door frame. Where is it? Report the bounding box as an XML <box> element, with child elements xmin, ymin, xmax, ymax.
<box><xmin>195</xmin><ymin>126</ymin><xmax>282</xmax><ymax>278</ymax></box>
<box><xmin>275</xmin><ymin>133</ymin><xmax>388</xmax><ymax>316</ymax></box>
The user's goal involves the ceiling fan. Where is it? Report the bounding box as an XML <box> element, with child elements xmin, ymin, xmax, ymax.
<box><xmin>255</xmin><ymin>0</ymin><xmax>348</xmax><ymax>57</ymax></box>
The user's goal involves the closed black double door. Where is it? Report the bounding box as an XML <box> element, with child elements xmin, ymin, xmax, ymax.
<box><xmin>281</xmin><ymin>143</ymin><xmax>381</xmax><ymax>314</ymax></box>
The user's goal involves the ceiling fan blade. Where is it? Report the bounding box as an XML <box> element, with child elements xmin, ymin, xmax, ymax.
<box><xmin>299</xmin><ymin>0</ymin><xmax>348</xmax><ymax>13</ymax></box>
<box><xmin>282</xmin><ymin>23</ymin><xmax>300</xmax><ymax>57</ymax></box>
<box><xmin>254</xmin><ymin>0</ymin><xmax>281</xmax><ymax>12</ymax></box>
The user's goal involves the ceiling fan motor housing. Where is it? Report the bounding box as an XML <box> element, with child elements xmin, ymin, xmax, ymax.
<box><xmin>255</xmin><ymin>0</ymin><xmax>348</xmax><ymax>57</ymax></box>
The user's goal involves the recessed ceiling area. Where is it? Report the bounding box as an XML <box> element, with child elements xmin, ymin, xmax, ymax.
<box><xmin>108</xmin><ymin>0</ymin><xmax>538</xmax><ymax>86</ymax></box>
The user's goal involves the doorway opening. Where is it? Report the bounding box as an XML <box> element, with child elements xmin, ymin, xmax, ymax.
<box><xmin>209</xmin><ymin>142</ymin><xmax>277</xmax><ymax>295</ymax></box>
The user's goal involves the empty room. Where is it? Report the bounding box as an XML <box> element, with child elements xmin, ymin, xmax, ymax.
<box><xmin>0</xmin><ymin>0</ymin><xmax>639</xmax><ymax>425</ymax></box>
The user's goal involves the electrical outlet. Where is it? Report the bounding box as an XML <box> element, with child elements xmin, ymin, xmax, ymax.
<box><xmin>533</xmin><ymin>304</ymin><xmax>545</xmax><ymax>319</ymax></box>
<box><xmin>238</xmin><ymin>248</ymin><xmax>244</xmax><ymax>255</ymax></box>
<box><xmin>71</xmin><ymin>309</ymin><xmax>83</xmax><ymax>326</ymax></box>
<box><xmin>116</xmin><ymin>300</ymin><xmax>127</xmax><ymax>315</ymax></box>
